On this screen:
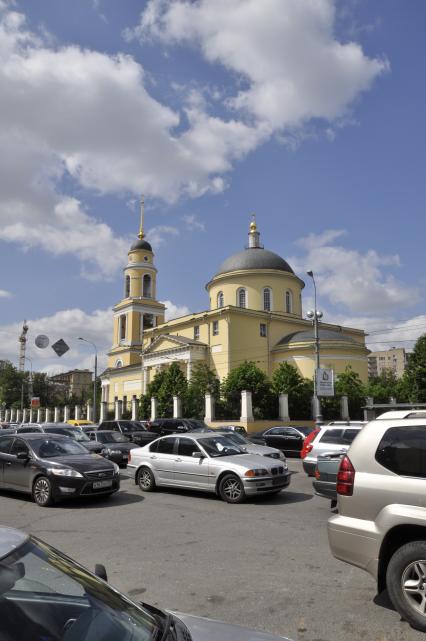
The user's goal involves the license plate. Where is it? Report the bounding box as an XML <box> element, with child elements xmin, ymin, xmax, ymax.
<box><xmin>93</xmin><ymin>480</ymin><xmax>112</xmax><ymax>489</ymax></box>
<box><xmin>272</xmin><ymin>477</ymin><xmax>283</xmax><ymax>486</ymax></box>
<box><xmin>122</xmin><ymin>455</ymin><xmax>128</xmax><ymax>461</ymax></box>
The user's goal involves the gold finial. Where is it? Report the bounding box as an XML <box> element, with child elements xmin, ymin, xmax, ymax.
<box><xmin>138</xmin><ymin>195</ymin><xmax>145</xmax><ymax>239</ymax></box>
<box><xmin>249</xmin><ymin>213</ymin><xmax>257</xmax><ymax>233</ymax></box>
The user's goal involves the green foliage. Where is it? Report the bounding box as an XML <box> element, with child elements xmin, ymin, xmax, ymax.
<box><xmin>146</xmin><ymin>363</ymin><xmax>188</xmax><ymax>417</ymax></box>
<box><xmin>271</xmin><ymin>362</ymin><xmax>304</xmax><ymax>394</ymax></box>
<box><xmin>334</xmin><ymin>366</ymin><xmax>366</xmax><ymax>420</ymax></box>
<box><xmin>184</xmin><ymin>363</ymin><xmax>220</xmax><ymax>419</ymax></box>
<box><xmin>404</xmin><ymin>335</ymin><xmax>426</xmax><ymax>402</ymax></box>
<box><xmin>221</xmin><ymin>361</ymin><xmax>276</xmax><ymax>419</ymax></box>
<box><xmin>138</xmin><ymin>394</ymin><xmax>151</xmax><ymax>420</ymax></box>
<box><xmin>366</xmin><ymin>370</ymin><xmax>399</xmax><ymax>404</ymax></box>
<box><xmin>272</xmin><ymin>362</ymin><xmax>313</xmax><ymax>419</ymax></box>
<box><xmin>0</xmin><ymin>361</ymin><xmax>25</xmax><ymax>407</ymax></box>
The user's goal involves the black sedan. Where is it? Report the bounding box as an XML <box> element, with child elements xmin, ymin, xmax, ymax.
<box><xmin>248</xmin><ymin>425</ymin><xmax>316</xmax><ymax>456</ymax></box>
<box><xmin>97</xmin><ymin>420</ymin><xmax>158</xmax><ymax>446</ymax></box>
<box><xmin>0</xmin><ymin>433</ymin><xmax>120</xmax><ymax>506</ymax></box>
<box><xmin>17</xmin><ymin>424</ymin><xmax>105</xmax><ymax>455</ymax></box>
<box><xmin>87</xmin><ymin>430</ymin><xmax>139</xmax><ymax>467</ymax></box>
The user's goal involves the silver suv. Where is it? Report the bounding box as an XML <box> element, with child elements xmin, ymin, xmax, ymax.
<box><xmin>328</xmin><ymin>410</ymin><xmax>426</xmax><ymax>632</ymax></box>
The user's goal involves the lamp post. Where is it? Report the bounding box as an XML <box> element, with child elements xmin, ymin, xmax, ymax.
<box><xmin>306</xmin><ymin>270</ymin><xmax>323</xmax><ymax>427</ymax></box>
<box><xmin>78</xmin><ymin>338</ymin><xmax>98</xmax><ymax>423</ymax></box>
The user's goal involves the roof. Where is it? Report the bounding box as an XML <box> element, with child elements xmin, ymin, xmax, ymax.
<box><xmin>0</xmin><ymin>527</ymin><xmax>29</xmax><ymax>560</ymax></box>
<box><xmin>275</xmin><ymin>329</ymin><xmax>358</xmax><ymax>347</ymax></box>
<box><xmin>130</xmin><ymin>238</ymin><xmax>152</xmax><ymax>252</ymax></box>
<box><xmin>215</xmin><ymin>247</ymin><xmax>294</xmax><ymax>277</ymax></box>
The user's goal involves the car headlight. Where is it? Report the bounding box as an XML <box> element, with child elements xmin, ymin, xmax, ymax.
<box><xmin>112</xmin><ymin>462</ymin><xmax>120</xmax><ymax>475</ymax></box>
<box><xmin>110</xmin><ymin>449</ymin><xmax>122</xmax><ymax>455</ymax></box>
<box><xmin>47</xmin><ymin>468</ymin><xmax>83</xmax><ymax>478</ymax></box>
<box><xmin>279</xmin><ymin>451</ymin><xmax>286</xmax><ymax>461</ymax></box>
<box><xmin>245</xmin><ymin>468</ymin><xmax>268</xmax><ymax>477</ymax></box>
<box><xmin>101</xmin><ymin>448</ymin><xmax>110</xmax><ymax>456</ymax></box>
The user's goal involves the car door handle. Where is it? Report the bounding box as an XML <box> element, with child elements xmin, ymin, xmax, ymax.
<box><xmin>150</xmin><ymin>455</ymin><xmax>157</xmax><ymax>459</ymax></box>
<box><xmin>174</xmin><ymin>458</ymin><xmax>182</xmax><ymax>462</ymax></box>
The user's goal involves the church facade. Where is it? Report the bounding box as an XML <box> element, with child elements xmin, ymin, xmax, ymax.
<box><xmin>101</xmin><ymin>208</ymin><xmax>369</xmax><ymax>407</ymax></box>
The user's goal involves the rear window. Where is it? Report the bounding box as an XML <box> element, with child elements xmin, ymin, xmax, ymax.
<box><xmin>157</xmin><ymin>438</ymin><xmax>176</xmax><ymax>454</ymax></box>
<box><xmin>319</xmin><ymin>429</ymin><xmax>344</xmax><ymax>444</ymax></box>
<box><xmin>376</xmin><ymin>426</ymin><xmax>426</xmax><ymax>478</ymax></box>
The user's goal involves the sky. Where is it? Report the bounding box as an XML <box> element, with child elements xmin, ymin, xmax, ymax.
<box><xmin>0</xmin><ymin>0</ymin><xmax>425</xmax><ymax>375</ymax></box>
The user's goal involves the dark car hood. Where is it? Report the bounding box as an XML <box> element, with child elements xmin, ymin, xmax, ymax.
<box><xmin>100</xmin><ymin>443</ymin><xmax>138</xmax><ymax>452</ymax></box>
<box><xmin>248</xmin><ymin>432</ymin><xmax>267</xmax><ymax>439</ymax></box>
<box><xmin>81</xmin><ymin>441</ymin><xmax>104</xmax><ymax>452</ymax></box>
<box><xmin>41</xmin><ymin>454</ymin><xmax>115</xmax><ymax>473</ymax></box>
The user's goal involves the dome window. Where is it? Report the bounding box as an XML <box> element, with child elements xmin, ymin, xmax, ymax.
<box><xmin>143</xmin><ymin>274</ymin><xmax>152</xmax><ymax>298</ymax></box>
<box><xmin>217</xmin><ymin>291</ymin><xmax>224</xmax><ymax>308</ymax></box>
<box><xmin>237</xmin><ymin>288</ymin><xmax>247</xmax><ymax>308</ymax></box>
<box><xmin>285</xmin><ymin>290</ymin><xmax>293</xmax><ymax>313</ymax></box>
<box><xmin>115</xmin><ymin>359</ymin><xmax>123</xmax><ymax>369</ymax></box>
<box><xmin>263</xmin><ymin>287</ymin><xmax>272</xmax><ymax>312</ymax></box>
<box><xmin>125</xmin><ymin>275</ymin><xmax>130</xmax><ymax>298</ymax></box>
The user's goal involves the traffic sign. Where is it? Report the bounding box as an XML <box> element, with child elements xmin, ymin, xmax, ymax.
<box><xmin>31</xmin><ymin>397</ymin><xmax>40</xmax><ymax>408</ymax></box>
<box><xmin>35</xmin><ymin>334</ymin><xmax>49</xmax><ymax>348</ymax></box>
<box><xmin>316</xmin><ymin>368</ymin><xmax>334</xmax><ymax>397</ymax></box>
<box><xmin>51</xmin><ymin>339</ymin><xmax>70</xmax><ymax>357</ymax></box>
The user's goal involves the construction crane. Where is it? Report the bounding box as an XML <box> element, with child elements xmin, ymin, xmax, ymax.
<box><xmin>18</xmin><ymin>320</ymin><xmax>29</xmax><ymax>372</ymax></box>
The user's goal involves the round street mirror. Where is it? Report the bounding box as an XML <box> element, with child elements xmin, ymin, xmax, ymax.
<box><xmin>35</xmin><ymin>334</ymin><xmax>49</xmax><ymax>349</ymax></box>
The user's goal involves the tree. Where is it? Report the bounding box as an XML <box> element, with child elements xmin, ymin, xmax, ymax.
<box><xmin>145</xmin><ymin>363</ymin><xmax>188</xmax><ymax>417</ymax></box>
<box><xmin>366</xmin><ymin>370</ymin><xmax>400</xmax><ymax>404</ymax></box>
<box><xmin>221</xmin><ymin>361</ymin><xmax>276</xmax><ymax>419</ymax></box>
<box><xmin>335</xmin><ymin>366</ymin><xmax>366</xmax><ymax>420</ymax></box>
<box><xmin>185</xmin><ymin>363</ymin><xmax>220</xmax><ymax>418</ymax></box>
<box><xmin>404</xmin><ymin>334</ymin><xmax>426</xmax><ymax>402</ymax></box>
<box><xmin>0</xmin><ymin>361</ymin><xmax>25</xmax><ymax>408</ymax></box>
<box><xmin>271</xmin><ymin>362</ymin><xmax>313</xmax><ymax>419</ymax></box>
<box><xmin>271</xmin><ymin>362</ymin><xmax>304</xmax><ymax>395</ymax></box>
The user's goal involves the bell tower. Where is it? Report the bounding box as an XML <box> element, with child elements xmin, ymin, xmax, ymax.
<box><xmin>107</xmin><ymin>197</ymin><xmax>165</xmax><ymax>369</ymax></box>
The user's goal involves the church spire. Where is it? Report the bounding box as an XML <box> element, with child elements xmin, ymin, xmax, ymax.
<box><xmin>138</xmin><ymin>195</ymin><xmax>145</xmax><ymax>239</ymax></box>
<box><xmin>248</xmin><ymin>214</ymin><xmax>261</xmax><ymax>248</ymax></box>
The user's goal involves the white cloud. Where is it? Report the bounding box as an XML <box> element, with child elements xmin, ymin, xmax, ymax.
<box><xmin>0</xmin><ymin>289</ymin><xmax>12</xmax><ymax>298</ymax></box>
<box><xmin>162</xmin><ymin>300</ymin><xmax>191</xmax><ymax>320</ymax></box>
<box><xmin>292</xmin><ymin>229</ymin><xmax>419</xmax><ymax>314</ymax></box>
<box><xmin>182</xmin><ymin>214</ymin><xmax>205</xmax><ymax>232</ymax></box>
<box><xmin>132</xmin><ymin>0</ymin><xmax>388</xmax><ymax>133</ymax></box>
<box><xmin>146</xmin><ymin>225</ymin><xmax>179</xmax><ymax>247</ymax></box>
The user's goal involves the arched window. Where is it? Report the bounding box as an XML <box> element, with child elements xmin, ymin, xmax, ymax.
<box><xmin>115</xmin><ymin>359</ymin><xmax>123</xmax><ymax>368</ymax></box>
<box><xmin>263</xmin><ymin>287</ymin><xmax>272</xmax><ymax>311</ymax></box>
<box><xmin>143</xmin><ymin>274</ymin><xmax>152</xmax><ymax>298</ymax></box>
<box><xmin>237</xmin><ymin>288</ymin><xmax>247</xmax><ymax>308</ymax></box>
<box><xmin>119</xmin><ymin>315</ymin><xmax>126</xmax><ymax>341</ymax></box>
<box><xmin>124</xmin><ymin>275</ymin><xmax>130</xmax><ymax>298</ymax></box>
<box><xmin>285</xmin><ymin>290</ymin><xmax>293</xmax><ymax>313</ymax></box>
<box><xmin>217</xmin><ymin>291</ymin><xmax>224</xmax><ymax>308</ymax></box>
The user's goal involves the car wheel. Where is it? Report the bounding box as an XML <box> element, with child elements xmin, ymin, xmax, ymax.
<box><xmin>387</xmin><ymin>541</ymin><xmax>426</xmax><ymax>631</ymax></box>
<box><xmin>219</xmin><ymin>474</ymin><xmax>245</xmax><ymax>504</ymax></box>
<box><xmin>137</xmin><ymin>467</ymin><xmax>156</xmax><ymax>492</ymax></box>
<box><xmin>33</xmin><ymin>476</ymin><xmax>54</xmax><ymax>507</ymax></box>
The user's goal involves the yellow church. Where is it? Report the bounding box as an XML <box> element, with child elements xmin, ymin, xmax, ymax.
<box><xmin>101</xmin><ymin>203</ymin><xmax>369</xmax><ymax>408</ymax></box>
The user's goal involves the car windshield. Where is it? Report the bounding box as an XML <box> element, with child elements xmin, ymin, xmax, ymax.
<box><xmin>119</xmin><ymin>422</ymin><xmax>144</xmax><ymax>433</ymax></box>
<box><xmin>47</xmin><ymin>428</ymin><xmax>90</xmax><ymax>442</ymax></box>
<box><xmin>0</xmin><ymin>536</ymin><xmax>159</xmax><ymax>641</ymax></box>
<box><xmin>186</xmin><ymin>420</ymin><xmax>209</xmax><ymax>431</ymax></box>
<box><xmin>296</xmin><ymin>426</ymin><xmax>316</xmax><ymax>436</ymax></box>
<box><xmin>220</xmin><ymin>432</ymin><xmax>248</xmax><ymax>445</ymax></box>
<box><xmin>32</xmin><ymin>438</ymin><xmax>89</xmax><ymax>458</ymax></box>
<box><xmin>198</xmin><ymin>436</ymin><xmax>246</xmax><ymax>457</ymax></box>
<box><xmin>98</xmin><ymin>432</ymin><xmax>129</xmax><ymax>444</ymax></box>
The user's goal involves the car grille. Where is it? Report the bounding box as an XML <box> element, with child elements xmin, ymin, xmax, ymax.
<box><xmin>271</xmin><ymin>466</ymin><xmax>284</xmax><ymax>475</ymax></box>
<box><xmin>85</xmin><ymin>469</ymin><xmax>114</xmax><ymax>480</ymax></box>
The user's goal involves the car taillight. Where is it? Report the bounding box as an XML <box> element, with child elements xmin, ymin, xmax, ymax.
<box><xmin>336</xmin><ymin>455</ymin><xmax>355</xmax><ymax>496</ymax></box>
<box><xmin>128</xmin><ymin>451</ymin><xmax>131</xmax><ymax>464</ymax></box>
<box><xmin>314</xmin><ymin>467</ymin><xmax>320</xmax><ymax>480</ymax></box>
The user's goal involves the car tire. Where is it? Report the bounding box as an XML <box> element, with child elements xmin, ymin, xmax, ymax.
<box><xmin>387</xmin><ymin>540</ymin><xmax>426</xmax><ymax>632</ymax></box>
<box><xmin>32</xmin><ymin>476</ymin><xmax>54</xmax><ymax>507</ymax></box>
<box><xmin>137</xmin><ymin>467</ymin><xmax>156</xmax><ymax>492</ymax></box>
<box><xmin>218</xmin><ymin>474</ymin><xmax>245</xmax><ymax>504</ymax></box>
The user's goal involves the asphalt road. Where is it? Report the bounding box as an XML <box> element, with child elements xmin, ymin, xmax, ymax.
<box><xmin>0</xmin><ymin>459</ymin><xmax>424</xmax><ymax>641</ymax></box>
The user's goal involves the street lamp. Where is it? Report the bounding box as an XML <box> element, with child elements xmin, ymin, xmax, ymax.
<box><xmin>306</xmin><ymin>271</ymin><xmax>323</xmax><ymax>427</ymax></box>
<box><xmin>78</xmin><ymin>338</ymin><xmax>98</xmax><ymax>423</ymax></box>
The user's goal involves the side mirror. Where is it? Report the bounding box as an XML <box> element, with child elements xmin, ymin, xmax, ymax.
<box><xmin>191</xmin><ymin>452</ymin><xmax>205</xmax><ymax>459</ymax></box>
<box><xmin>94</xmin><ymin>564</ymin><xmax>108</xmax><ymax>582</ymax></box>
<box><xmin>16</xmin><ymin>451</ymin><xmax>29</xmax><ymax>461</ymax></box>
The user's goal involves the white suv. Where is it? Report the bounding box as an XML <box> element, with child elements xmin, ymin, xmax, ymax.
<box><xmin>302</xmin><ymin>422</ymin><xmax>365</xmax><ymax>476</ymax></box>
<box><xmin>328</xmin><ymin>410</ymin><xmax>426</xmax><ymax>632</ymax></box>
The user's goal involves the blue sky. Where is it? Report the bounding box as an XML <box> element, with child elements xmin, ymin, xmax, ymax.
<box><xmin>0</xmin><ymin>0</ymin><xmax>425</xmax><ymax>373</ymax></box>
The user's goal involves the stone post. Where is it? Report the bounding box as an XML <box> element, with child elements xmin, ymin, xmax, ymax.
<box><xmin>5</xmin><ymin>409</ymin><xmax>11</xmax><ymax>422</ymax></box>
<box><xmin>204</xmin><ymin>393</ymin><xmax>215</xmax><ymax>423</ymax></box>
<box><xmin>240</xmin><ymin>390</ymin><xmax>254</xmax><ymax>422</ymax></box>
<box><xmin>186</xmin><ymin>360</ymin><xmax>193</xmax><ymax>381</ymax></box>
<box><xmin>63</xmin><ymin>405</ymin><xmax>70</xmax><ymax>422</ymax></box>
<box><xmin>340</xmin><ymin>395</ymin><xmax>350</xmax><ymax>421</ymax></box>
<box><xmin>10</xmin><ymin>408</ymin><xmax>16</xmax><ymax>422</ymax></box>
<box><xmin>16</xmin><ymin>409</ymin><xmax>22</xmax><ymax>423</ymax></box>
<box><xmin>143</xmin><ymin>367</ymin><xmax>150</xmax><ymax>395</ymax></box>
<box><xmin>389</xmin><ymin>396</ymin><xmax>397</xmax><ymax>405</ymax></box>
<box><xmin>36</xmin><ymin>408</ymin><xmax>42</xmax><ymax>423</ymax></box>
<box><xmin>54</xmin><ymin>407</ymin><xmax>60</xmax><ymax>423</ymax></box>
<box><xmin>75</xmin><ymin>405</ymin><xmax>81</xmax><ymax>420</ymax></box>
<box><xmin>28</xmin><ymin>409</ymin><xmax>34</xmax><ymax>423</ymax></box>
<box><xmin>364</xmin><ymin>397</ymin><xmax>375</xmax><ymax>422</ymax></box>
<box><xmin>150</xmin><ymin>397</ymin><xmax>157</xmax><ymax>421</ymax></box>
<box><xmin>100</xmin><ymin>402</ymin><xmax>107</xmax><ymax>423</ymax></box>
<box><xmin>114</xmin><ymin>400</ymin><xmax>122</xmax><ymax>420</ymax></box>
<box><xmin>45</xmin><ymin>408</ymin><xmax>52</xmax><ymax>423</ymax></box>
<box><xmin>22</xmin><ymin>408</ymin><xmax>28</xmax><ymax>423</ymax></box>
<box><xmin>86</xmin><ymin>402</ymin><xmax>92</xmax><ymax>423</ymax></box>
<box><xmin>173</xmin><ymin>395</ymin><xmax>182</xmax><ymax>419</ymax></box>
<box><xmin>131</xmin><ymin>397</ymin><xmax>138</xmax><ymax>421</ymax></box>
<box><xmin>279</xmin><ymin>393</ymin><xmax>290</xmax><ymax>422</ymax></box>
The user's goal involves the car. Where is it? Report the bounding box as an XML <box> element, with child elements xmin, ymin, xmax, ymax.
<box><xmin>213</xmin><ymin>424</ymin><xmax>247</xmax><ymax>435</ymax></box>
<box><xmin>0</xmin><ymin>526</ymin><xmax>294</xmax><ymax>641</ymax></box>
<box><xmin>0</xmin><ymin>433</ymin><xmax>120</xmax><ymax>506</ymax></box>
<box><xmin>97</xmin><ymin>419</ymin><xmax>158</xmax><ymax>446</ymax></box>
<box><xmin>248</xmin><ymin>425</ymin><xmax>316</xmax><ymax>457</ymax></box>
<box><xmin>129</xmin><ymin>433</ymin><xmax>291</xmax><ymax>503</ymax></box>
<box><xmin>300</xmin><ymin>428</ymin><xmax>320</xmax><ymax>461</ymax></box>
<box><xmin>214</xmin><ymin>430</ymin><xmax>287</xmax><ymax>461</ymax></box>
<box><xmin>66</xmin><ymin>419</ymin><xmax>96</xmax><ymax>427</ymax></box>
<box><xmin>148</xmin><ymin>417</ymin><xmax>212</xmax><ymax>435</ymax></box>
<box><xmin>302</xmin><ymin>423</ymin><xmax>364</xmax><ymax>476</ymax></box>
<box><xmin>16</xmin><ymin>423</ymin><xmax>105</xmax><ymax>455</ymax></box>
<box><xmin>87</xmin><ymin>430</ymin><xmax>139</xmax><ymax>467</ymax></box>
<box><xmin>328</xmin><ymin>410</ymin><xmax>426</xmax><ymax>632</ymax></box>
<box><xmin>312</xmin><ymin>451</ymin><xmax>344</xmax><ymax>505</ymax></box>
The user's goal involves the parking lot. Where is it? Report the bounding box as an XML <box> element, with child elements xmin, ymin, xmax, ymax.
<box><xmin>0</xmin><ymin>458</ymin><xmax>423</xmax><ymax>641</ymax></box>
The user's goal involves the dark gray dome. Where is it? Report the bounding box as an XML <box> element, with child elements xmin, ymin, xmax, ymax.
<box><xmin>215</xmin><ymin>248</ymin><xmax>294</xmax><ymax>276</ymax></box>
<box><xmin>276</xmin><ymin>329</ymin><xmax>357</xmax><ymax>347</ymax></box>
<box><xmin>130</xmin><ymin>238</ymin><xmax>152</xmax><ymax>252</ymax></box>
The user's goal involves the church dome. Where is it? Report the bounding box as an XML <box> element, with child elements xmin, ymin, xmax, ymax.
<box><xmin>276</xmin><ymin>329</ymin><xmax>357</xmax><ymax>346</ymax></box>
<box><xmin>130</xmin><ymin>238</ymin><xmax>152</xmax><ymax>252</ymax></box>
<box><xmin>216</xmin><ymin>247</ymin><xmax>294</xmax><ymax>277</ymax></box>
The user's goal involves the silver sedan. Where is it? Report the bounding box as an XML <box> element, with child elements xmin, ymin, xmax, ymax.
<box><xmin>214</xmin><ymin>430</ymin><xmax>287</xmax><ymax>461</ymax></box>
<box><xmin>128</xmin><ymin>433</ymin><xmax>291</xmax><ymax>503</ymax></box>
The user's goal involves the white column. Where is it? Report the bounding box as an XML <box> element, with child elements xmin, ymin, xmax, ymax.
<box><xmin>16</xmin><ymin>409</ymin><xmax>22</xmax><ymax>423</ymax></box>
<box><xmin>45</xmin><ymin>408</ymin><xmax>51</xmax><ymax>423</ymax></box>
<box><xmin>186</xmin><ymin>359</ymin><xmax>193</xmax><ymax>381</ymax></box>
<box><xmin>36</xmin><ymin>408</ymin><xmax>42</xmax><ymax>423</ymax></box>
<box><xmin>279</xmin><ymin>393</ymin><xmax>290</xmax><ymax>422</ymax></box>
<box><xmin>204</xmin><ymin>393</ymin><xmax>215</xmax><ymax>422</ymax></box>
<box><xmin>150</xmin><ymin>397</ymin><xmax>157</xmax><ymax>421</ymax></box>
<box><xmin>100</xmin><ymin>402</ymin><xmax>107</xmax><ymax>423</ymax></box>
<box><xmin>54</xmin><ymin>407</ymin><xmax>60</xmax><ymax>422</ymax></box>
<box><xmin>63</xmin><ymin>405</ymin><xmax>70</xmax><ymax>422</ymax></box>
<box><xmin>340</xmin><ymin>395</ymin><xmax>349</xmax><ymax>421</ymax></box>
<box><xmin>75</xmin><ymin>405</ymin><xmax>81</xmax><ymax>420</ymax></box>
<box><xmin>0</xmin><ymin>409</ymin><xmax>4</xmax><ymax>421</ymax></box>
<box><xmin>240</xmin><ymin>390</ymin><xmax>254</xmax><ymax>422</ymax></box>
<box><xmin>86</xmin><ymin>402</ymin><xmax>92</xmax><ymax>422</ymax></box>
<box><xmin>28</xmin><ymin>409</ymin><xmax>34</xmax><ymax>423</ymax></box>
<box><xmin>173</xmin><ymin>395</ymin><xmax>182</xmax><ymax>419</ymax></box>
<box><xmin>389</xmin><ymin>396</ymin><xmax>396</xmax><ymax>405</ymax></box>
<box><xmin>5</xmin><ymin>409</ymin><xmax>11</xmax><ymax>422</ymax></box>
<box><xmin>131</xmin><ymin>397</ymin><xmax>138</xmax><ymax>421</ymax></box>
<box><xmin>10</xmin><ymin>408</ymin><xmax>16</xmax><ymax>422</ymax></box>
<box><xmin>143</xmin><ymin>367</ymin><xmax>150</xmax><ymax>395</ymax></box>
<box><xmin>22</xmin><ymin>408</ymin><xmax>28</xmax><ymax>423</ymax></box>
<box><xmin>115</xmin><ymin>400</ymin><xmax>122</xmax><ymax>420</ymax></box>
